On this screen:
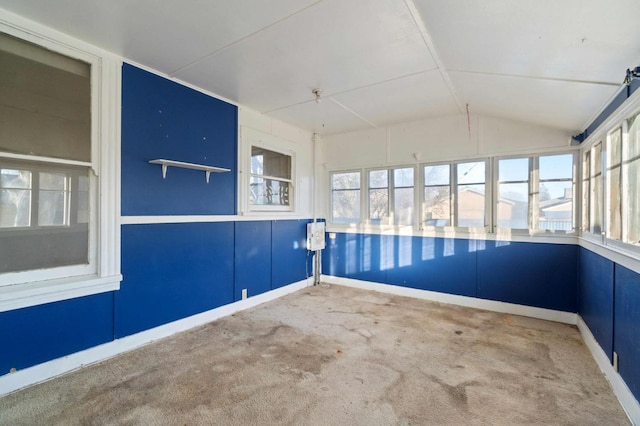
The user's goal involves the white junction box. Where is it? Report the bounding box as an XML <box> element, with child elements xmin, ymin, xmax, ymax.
<box><xmin>307</xmin><ymin>222</ymin><xmax>326</xmax><ymax>251</ymax></box>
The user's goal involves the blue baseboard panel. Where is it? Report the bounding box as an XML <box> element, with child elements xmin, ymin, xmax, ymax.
<box><xmin>0</xmin><ymin>292</ymin><xmax>114</xmax><ymax>374</ymax></box>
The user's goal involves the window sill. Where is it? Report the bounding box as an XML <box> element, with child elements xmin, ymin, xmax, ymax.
<box><xmin>0</xmin><ymin>274</ymin><xmax>122</xmax><ymax>313</ymax></box>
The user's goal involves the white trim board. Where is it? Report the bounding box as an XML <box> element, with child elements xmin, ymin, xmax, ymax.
<box><xmin>577</xmin><ymin>317</ymin><xmax>640</xmax><ymax>425</ymax></box>
<box><xmin>0</xmin><ymin>279</ymin><xmax>311</xmax><ymax>398</ymax></box>
<box><xmin>322</xmin><ymin>275</ymin><xmax>577</xmax><ymax>325</ymax></box>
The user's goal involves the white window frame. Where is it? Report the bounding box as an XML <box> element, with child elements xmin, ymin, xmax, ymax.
<box><xmin>240</xmin><ymin>127</ymin><xmax>298</xmax><ymax>214</ymax></box>
<box><xmin>0</xmin><ymin>18</ymin><xmax>122</xmax><ymax>312</ymax></box>
<box><xmin>330</xmin><ymin>169</ymin><xmax>362</xmax><ymax>225</ymax></box>
<box><xmin>580</xmin><ymin>87</ymin><xmax>640</xmax><ymax>257</ymax></box>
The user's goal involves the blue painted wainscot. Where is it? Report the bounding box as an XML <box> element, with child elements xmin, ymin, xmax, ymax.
<box><xmin>323</xmin><ymin>232</ymin><xmax>578</xmax><ymax>312</ymax></box>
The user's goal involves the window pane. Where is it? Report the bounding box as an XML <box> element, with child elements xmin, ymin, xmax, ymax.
<box><xmin>251</xmin><ymin>147</ymin><xmax>291</xmax><ymax>180</ymax></box>
<box><xmin>0</xmin><ymin>188</ymin><xmax>31</xmax><ymax>227</ymax></box>
<box><xmin>424</xmin><ymin>165</ymin><xmax>449</xmax><ymax>186</ymax></box>
<box><xmin>38</xmin><ymin>190</ymin><xmax>67</xmax><ymax>226</ymax></box>
<box><xmin>458</xmin><ymin>162</ymin><xmax>485</xmax><ymax>184</ymax></box>
<box><xmin>539</xmin><ymin>181</ymin><xmax>573</xmax><ymax>231</ymax></box>
<box><xmin>499</xmin><ymin>158</ymin><xmax>528</xmax><ymax>182</ymax></box>
<box><xmin>540</xmin><ymin>154</ymin><xmax>573</xmax><ymax>180</ymax></box>
<box><xmin>608</xmin><ymin>167</ymin><xmax>621</xmax><ymax>240</ymax></box>
<box><xmin>369</xmin><ymin>189</ymin><xmax>388</xmax><ymax>222</ymax></box>
<box><xmin>40</xmin><ymin>171</ymin><xmax>66</xmax><ymax>190</ymax></box>
<box><xmin>0</xmin><ymin>33</ymin><xmax>91</xmax><ymax>162</ymax></box>
<box><xmin>394</xmin><ymin>187</ymin><xmax>413</xmax><ymax>226</ymax></box>
<box><xmin>249</xmin><ymin>177</ymin><xmax>290</xmax><ymax>206</ymax></box>
<box><xmin>394</xmin><ymin>167</ymin><xmax>414</xmax><ymax>187</ymax></box>
<box><xmin>332</xmin><ymin>172</ymin><xmax>360</xmax><ymax>190</ymax></box>
<box><xmin>424</xmin><ymin>186</ymin><xmax>450</xmax><ymax>226</ymax></box>
<box><xmin>582</xmin><ymin>151</ymin><xmax>590</xmax><ymax>232</ymax></box>
<box><xmin>608</xmin><ymin>128</ymin><xmax>622</xmax><ymax>167</ymax></box>
<box><xmin>498</xmin><ymin>182</ymin><xmax>529</xmax><ymax>229</ymax></box>
<box><xmin>457</xmin><ymin>184</ymin><xmax>485</xmax><ymax>227</ymax></box>
<box><xmin>626</xmin><ymin>113</ymin><xmax>640</xmax><ymax>244</ymax></box>
<box><xmin>77</xmin><ymin>175</ymin><xmax>89</xmax><ymax>224</ymax></box>
<box><xmin>1</xmin><ymin>169</ymin><xmax>32</xmax><ymax>188</ymax></box>
<box><xmin>369</xmin><ymin>170</ymin><xmax>388</xmax><ymax>188</ymax></box>
<box><xmin>591</xmin><ymin>143</ymin><xmax>603</xmax><ymax>234</ymax></box>
<box><xmin>332</xmin><ymin>190</ymin><xmax>360</xmax><ymax>224</ymax></box>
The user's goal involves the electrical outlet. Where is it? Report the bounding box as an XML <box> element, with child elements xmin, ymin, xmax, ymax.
<box><xmin>613</xmin><ymin>351</ymin><xmax>619</xmax><ymax>372</ymax></box>
<box><xmin>241</xmin><ymin>289</ymin><xmax>247</xmax><ymax>300</ymax></box>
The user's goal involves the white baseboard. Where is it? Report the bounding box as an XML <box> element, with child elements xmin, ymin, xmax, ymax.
<box><xmin>322</xmin><ymin>275</ymin><xmax>578</xmax><ymax>325</ymax></box>
<box><xmin>0</xmin><ymin>279</ymin><xmax>311</xmax><ymax>398</ymax></box>
<box><xmin>577</xmin><ymin>317</ymin><xmax>640</xmax><ymax>425</ymax></box>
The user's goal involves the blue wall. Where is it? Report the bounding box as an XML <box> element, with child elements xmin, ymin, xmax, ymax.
<box><xmin>579</xmin><ymin>248</ymin><xmax>640</xmax><ymax>402</ymax></box>
<box><xmin>0</xmin><ymin>63</ymin><xmax>311</xmax><ymax>375</ymax></box>
<box><xmin>324</xmin><ymin>233</ymin><xmax>578</xmax><ymax>312</ymax></box>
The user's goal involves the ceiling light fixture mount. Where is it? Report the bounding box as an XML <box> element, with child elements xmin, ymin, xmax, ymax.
<box><xmin>312</xmin><ymin>88</ymin><xmax>323</xmax><ymax>104</ymax></box>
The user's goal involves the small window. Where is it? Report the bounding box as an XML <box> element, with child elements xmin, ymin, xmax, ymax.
<box><xmin>497</xmin><ymin>158</ymin><xmax>529</xmax><ymax>229</ymax></box>
<box><xmin>331</xmin><ymin>171</ymin><xmax>361</xmax><ymax>224</ymax></box>
<box><xmin>368</xmin><ymin>169</ymin><xmax>388</xmax><ymax>224</ymax></box>
<box><xmin>393</xmin><ymin>167</ymin><xmax>414</xmax><ymax>226</ymax></box>
<box><xmin>250</xmin><ymin>146</ymin><xmax>292</xmax><ymax>208</ymax></box>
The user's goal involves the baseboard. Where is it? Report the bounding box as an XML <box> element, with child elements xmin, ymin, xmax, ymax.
<box><xmin>321</xmin><ymin>275</ymin><xmax>578</xmax><ymax>325</ymax></box>
<box><xmin>0</xmin><ymin>279</ymin><xmax>311</xmax><ymax>398</ymax></box>
<box><xmin>577</xmin><ymin>317</ymin><xmax>640</xmax><ymax>425</ymax></box>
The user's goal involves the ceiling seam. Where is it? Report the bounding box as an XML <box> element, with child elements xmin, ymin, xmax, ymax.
<box><xmin>329</xmin><ymin>98</ymin><xmax>378</xmax><ymax>128</ymax></box>
<box><xmin>449</xmin><ymin>69</ymin><xmax>622</xmax><ymax>87</ymax></box>
<box><xmin>263</xmin><ymin>68</ymin><xmax>439</xmax><ymax>114</ymax></box>
<box><xmin>403</xmin><ymin>0</ymin><xmax>464</xmax><ymax>113</ymax></box>
<box><xmin>168</xmin><ymin>0</ymin><xmax>325</xmax><ymax>77</ymax></box>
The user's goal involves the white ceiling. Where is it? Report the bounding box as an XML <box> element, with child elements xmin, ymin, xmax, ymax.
<box><xmin>1</xmin><ymin>0</ymin><xmax>639</xmax><ymax>135</ymax></box>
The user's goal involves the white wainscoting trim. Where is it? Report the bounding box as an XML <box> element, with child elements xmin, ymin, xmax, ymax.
<box><xmin>0</xmin><ymin>279</ymin><xmax>311</xmax><ymax>398</ymax></box>
<box><xmin>577</xmin><ymin>317</ymin><xmax>640</xmax><ymax>425</ymax></box>
<box><xmin>322</xmin><ymin>275</ymin><xmax>578</xmax><ymax>325</ymax></box>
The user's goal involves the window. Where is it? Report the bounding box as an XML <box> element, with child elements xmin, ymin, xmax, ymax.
<box><xmin>393</xmin><ymin>167</ymin><xmax>414</xmax><ymax>226</ymax></box>
<box><xmin>368</xmin><ymin>169</ymin><xmax>388</xmax><ymax>224</ymax></box>
<box><xmin>456</xmin><ymin>161</ymin><xmax>487</xmax><ymax>228</ymax></box>
<box><xmin>496</xmin><ymin>153</ymin><xmax>575</xmax><ymax>233</ymax></box>
<box><xmin>607</xmin><ymin>128</ymin><xmax>622</xmax><ymax>240</ymax></box>
<box><xmin>0</xmin><ymin>27</ymin><xmax>120</xmax><ymax>312</ymax></box>
<box><xmin>625</xmin><ymin>113</ymin><xmax>640</xmax><ymax>244</ymax></box>
<box><xmin>582</xmin><ymin>150</ymin><xmax>590</xmax><ymax>232</ymax></box>
<box><xmin>423</xmin><ymin>164</ymin><xmax>451</xmax><ymax>226</ymax></box>
<box><xmin>497</xmin><ymin>158</ymin><xmax>529</xmax><ymax>229</ymax></box>
<box><xmin>331</xmin><ymin>171</ymin><xmax>360</xmax><ymax>224</ymax></box>
<box><xmin>250</xmin><ymin>146</ymin><xmax>292</xmax><ymax>208</ymax></box>
<box><xmin>538</xmin><ymin>154</ymin><xmax>574</xmax><ymax>232</ymax></box>
<box><xmin>590</xmin><ymin>142</ymin><xmax>603</xmax><ymax>234</ymax></box>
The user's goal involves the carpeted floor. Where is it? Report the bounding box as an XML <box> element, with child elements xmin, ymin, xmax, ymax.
<box><xmin>0</xmin><ymin>284</ymin><xmax>630</xmax><ymax>425</ymax></box>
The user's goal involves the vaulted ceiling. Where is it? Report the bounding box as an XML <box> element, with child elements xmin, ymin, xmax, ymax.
<box><xmin>1</xmin><ymin>0</ymin><xmax>639</xmax><ymax>135</ymax></box>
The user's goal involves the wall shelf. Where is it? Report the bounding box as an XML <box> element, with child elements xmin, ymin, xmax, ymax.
<box><xmin>149</xmin><ymin>159</ymin><xmax>230</xmax><ymax>183</ymax></box>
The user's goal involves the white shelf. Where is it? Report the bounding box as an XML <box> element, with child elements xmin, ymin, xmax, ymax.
<box><xmin>149</xmin><ymin>159</ymin><xmax>230</xmax><ymax>183</ymax></box>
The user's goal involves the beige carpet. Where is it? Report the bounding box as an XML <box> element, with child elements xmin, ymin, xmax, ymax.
<box><xmin>0</xmin><ymin>284</ymin><xmax>630</xmax><ymax>425</ymax></box>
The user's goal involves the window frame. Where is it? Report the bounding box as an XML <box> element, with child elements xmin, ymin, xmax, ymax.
<box><xmin>330</xmin><ymin>169</ymin><xmax>362</xmax><ymax>225</ymax></box>
<box><xmin>248</xmin><ymin>144</ymin><xmax>294</xmax><ymax>211</ymax></box>
<box><xmin>0</xmin><ymin>22</ymin><xmax>121</xmax><ymax>312</ymax></box>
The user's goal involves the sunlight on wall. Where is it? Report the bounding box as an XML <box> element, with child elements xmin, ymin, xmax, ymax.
<box><xmin>346</xmin><ymin>235</ymin><xmax>358</xmax><ymax>275</ymax></box>
<box><xmin>399</xmin><ymin>237</ymin><xmax>413</xmax><ymax>268</ymax></box>
<box><xmin>381</xmin><ymin>236</ymin><xmax>395</xmax><ymax>271</ymax></box>
<box><xmin>422</xmin><ymin>238</ymin><xmax>436</xmax><ymax>261</ymax></box>
<box><xmin>363</xmin><ymin>235</ymin><xmax>372</xmax><ymax>272</ymax></box>
<box><xmin>444</xmin><ymin>238</ymin><xmax>455</xmax><ymax>257</ymax></box>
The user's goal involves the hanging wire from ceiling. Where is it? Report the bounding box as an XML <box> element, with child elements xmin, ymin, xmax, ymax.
<box><xmin>466</xmin><ymin>103</ymin><xmax>471</xmax><ymax>141</ymax></box>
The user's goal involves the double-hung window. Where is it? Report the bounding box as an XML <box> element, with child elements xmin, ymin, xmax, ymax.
<box><xmin>331</xmin><ymin>171</ymin><xmax>361</xmax><ymax>224</ymax></box>
<box><xmin>496</xmin><ymin>153</ymin><xmax>575</xmax><ymax>233</ymax></box>
<box><xmin>422</xmin><ymin>160</ymin><xmax>487</xmax><ymax>229</ymax></box>
<box><xmin>0</xmin><ymin>28</ymin><xmax>120</xmax><ymax>312</ymax></box>
<box><xmin>393</xmin><ymin>167</ymin><xmax>414</xmax><ymax>226</ymax></box>
<box><xmin>625</xmin><ymin>113</ymin><xmax>640</xmax><ymax>244</ymax></box>
<box><xmin>368</xmin><ymin>169</ymin><xmax>388</xmax><ymax>224</ymax></box>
